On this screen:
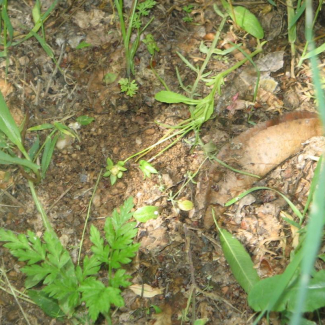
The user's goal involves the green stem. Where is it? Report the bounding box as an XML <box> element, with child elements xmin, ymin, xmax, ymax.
<box><xmin>77</xmin><ymin>169</ymin><xmax>102</xmax><ymax>265</ymax></box>
<box><xmin>189</xmin><ymin>13</ymin><xmax>228</xmax><ymax>98</ymax></box>
<box><xmin>28</xmin><ymin>180</ymin><xmax>54</xmax><ymax>233</ymax></box>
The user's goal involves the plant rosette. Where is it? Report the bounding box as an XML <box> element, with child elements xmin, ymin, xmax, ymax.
<box><xmin>104</xmin><ymin>158</ymin><xmax>127</xmax><ymax>185</ymax></box>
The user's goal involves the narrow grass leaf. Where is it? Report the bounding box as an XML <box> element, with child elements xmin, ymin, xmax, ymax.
<box><xmin>213</xmin><ymin>213</ymin><xmax>260</xmax><ymax>293</ymax></box>
<box><xmin>1</xmin><ymin>3</ymin><xmax>14</xmax><ymax>41</ymax></box>
<box><xmin>28</xmin><ymin>135</ymin><xmax>40</xmax><ymax>160</ymax></box>
<box><xmin>41</xmin><ymin>133</ymin><xmax>59</xmax><ymax>178</ymax></box>
<box><xmin>225</xmin><ymin>186</ymin><xmax>303</xmax><ymax>221</ymax></box>
<box><xmin>0</xmin><ymin>150</ymin><xmax>39</xmax><ymax>172</ymax></box>
<box><xmin>290</xmin><ymin>159</ymin><xmax>325</xmax><ymax>324</ymax></box>
<box><xmin>288</xmin><ymin>2</ymin><xmax>306</xmax><ymax>30</ymax></box>
<box><xmin>30</xmin><ymin>30</ymin><xmax>54</xmax><ymax>60</ymax></box>
<box><xmin>0</xmin><ymin>90</ymin><xmax>23</xmax><ymax>151</ymax></box>
<box><xmin>28</xmin><ymin>123</ymin><xmax>54</xmax><ymax>131</ymax></box>
<box><xmin>176</xmin><ymin>51</ymin><xmax>197</xmax><ymax>72</ymax></box>
<box><xmin>303</xmin><ymin>156</ymin><xmax>322</xmax><ymax>217</ymax></box>
<box><xmin>302</xmin><ymin>43</ymin><xmax>325</xmax><ymax>60</ymax></box>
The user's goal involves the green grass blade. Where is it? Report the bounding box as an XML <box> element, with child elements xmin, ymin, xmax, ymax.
<box><xmin>0</xmin><ymin>150</ymin><xmax>39</xmax><ymax>173</ymax></box>
<box><xmin>41</xmin><ymin>134</ymin><xmax>59</xmax><ymax>179</ymax></box>
<box><xmin>213</xmin><ymin>212</ymin><xmax>260</xmax><ymax>293</ymax></box>
<box><xmin>225</xmin><ymin>186</ymin><xmax>304</xmax><ymax>221</ymax></box>
<box><xmin>303</xmin><ymin>155</ymin><xmax>322</xmax><ymax>217</ymax></box>
<box><xmin>28</xmin><ymin>135</ymin><xmax>40</xmax><ymax>160</ymax></box>
<box><xmin>0</xmin><ymin>91</ymin><xmax>24</xmax><ymax>152</ymax></box>
<box><xmin>1</xmin><ymin>1</ymin><xmax>14</xmax><ymax>42</ymax></box>
<box><xmin>28</xmin><ymin>123</ymin><xmax>54</xmax><ymax>131</ymax></box>
<box><xmin>290</xmin><ymin>158</ymin><xmax>325</xmax><ymax>324</ymax></box>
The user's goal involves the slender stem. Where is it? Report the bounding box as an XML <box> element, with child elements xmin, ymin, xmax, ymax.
<box><xmin>190</xmin><ymin>14</ymin><xmax>228</xmax><ymax>98</ymax></box>
<box><xmin>77</xmin><ymin>169</ymin><xmax>102</xmax><ymax>265</ymax></box>
<box><xmin>28</xmin><ymin>180</ymin><xmax>54</xmax><ymax>233</ymax></box>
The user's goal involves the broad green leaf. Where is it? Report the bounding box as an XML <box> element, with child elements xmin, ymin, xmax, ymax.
<box><xmin>249</xmin><ymin>270</ymin><xmax>325</xmax><ymax>313</ymax></box>
<box><xmin>221</xmin><ymin>0</ymin><xmax>264</xmax><ymax>39</ymax></box>
<box><xmin>287</xmin><ymin>270</ymin><xmax>325</xmax><ymax>312</ymax></box>
<box><xmin>139</xmin><ymin>160</ymin><xmax>158</xmax><ymax>178</ymax></box>
<box><xmin>28</xmin><ymin>290</ymin><xmax>65</xmax><ymax>319</ymax></box>
<box><xmin>0</xmin><ymin>90</ymin><xmax>24</xmax><ymax>152</ymax></box>
<box><xmin>103</xmin><ymin>72</ymin><xmax>117</xmax><ymax>84</ymax></box>
<box><xmin>155</xmin><ymin>91</ymin><xmax>199</xmax><ymax>105</ymax></box>
<box><xmin>76</xmin><ymin>41</ymin><xmax>91</xmax><ymax>49</ymax></box>
<box><xmin>233</xmin><ymin>6</ymin><xmax>264</xmax><ymax>39</ymax></box>
<box><xmin>177</xmin><ymin>199</ymin><xmax>194</xmax><ymax>211</ymax></box>
<box><xmin>76</xmin><ymin>115</ymin><xmax>94</xmax><ymax>125</ymax></box>
<box><xmin>248</xmin><ymin>275</ymin><xmax>289</xmax><ymax>311</ymax></box>
<box><xmin>0</xmin><ymin>150</ymin><xmax>39</xmax><ymax>173</ymax></box>
<box><xmin>214</xmin><ymin>216</ymin><xmax>260</xmax><ymax>293</ymax></box>
<box><xmin>134</xmin><ymin>206</ymin><xmax>159</xmax><ymax>222</ymax></box>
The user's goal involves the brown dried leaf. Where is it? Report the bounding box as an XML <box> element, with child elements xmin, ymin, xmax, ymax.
<box><xmin>129</xmin><ymin>284</ymin><xmax>162</xmax><ymax>298</ymax></box>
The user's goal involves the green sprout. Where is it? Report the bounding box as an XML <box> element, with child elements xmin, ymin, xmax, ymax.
<box><xmin>182</xmin><ymin>4</ymin><xmax>194</xmax><ymax>22</ymax></box>
<box><xmin>104</xmin><ymin>158</ymin><xmax>127</xmax><ymax>185</ymax></box>
<box><xmin>118</xmin><ymin>78</ymin><xmax>138</xmax><ymax>97</ymax></box>
<box><xmin>139</xmin><ymin>160</ymin><xmax>158</xmax><ymax>179</ymax></box>
<box><xmin>142</xmin><ymin>33</ymin><xmax>159</xmax><ymax>56</ymax></box>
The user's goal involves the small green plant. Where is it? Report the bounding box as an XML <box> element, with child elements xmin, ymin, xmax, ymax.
<box><xmin>182</xmin><ymin>5</ymin><xmax>194</xmax><ymax>23</ymax></box>
<box><xmin>0</xmin><ymin>197</ymin><xmax>151</xmax><ymax>324</ymax></box>
<box><xmin>107</xmin><ymin>6</ymin><xmax>265</xmax><ymax>186</ymax></box>
<box><xmin>142</xmin><ymin>33</ymin><xmax>159</xmax><ymax>56</ymax></box>
<box><xmin>0</xmin><ymin>0</ymin><xmax>61</xmax><ymax>72</ymax></box>
<box><xmin>114</xmin><ymin>0</ymin><xmax>157</xmax><ymax>77</ymax></box>
<box><xmin>104</xmin><ymin>158</ymin><xmax>127</xmax><ymax>185</ymax></box>
<box><xmin>104</xmin><ymin>156</ymin><xmax>157</xmax><ymax>185</ymax></box>
<box><xmin>118</xmin><ymin>78</ymin><xmax>139</xmax><ymax>97</ymax></box>
<box><xmin>215</xmin><ymin>154</ymin><xmax>325</xmax><ymax>324</ymax></box>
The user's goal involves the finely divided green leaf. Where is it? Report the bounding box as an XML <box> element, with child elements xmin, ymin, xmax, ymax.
<box><xmin>110</xmin><ymin>269</ymin><xmax>131</xmax><ymax>288</ymax></box>
<box><xmin>28</xmin><ymin>290</ymin><xmax>65</xmax><ymax>319</ymax></box>
<box><xmin>90</xmin><ymin>225</ymin><xmax>110</xmax><ymax>264</ymax></box>
<box><xmin>215</xmin><ymin>221</ymin><xmax>260</xmax><ymax>293</ymax></box>
<box><xmin>79</xmin><ymin>278</ymin><xmax>123</xmax><ymax>321</ymax></box>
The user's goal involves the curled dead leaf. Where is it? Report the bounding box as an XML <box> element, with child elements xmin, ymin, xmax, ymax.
<box><xmin>129</xmin><ymin>284</ymin><xmax>162</xmax><ymax>298</ymax></box>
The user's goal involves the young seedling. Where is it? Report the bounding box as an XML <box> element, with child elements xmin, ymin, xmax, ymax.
<box><xmin>106</xmin><ymin>7</ymin><xmax>265</xmax><ymax>186</ymax></box>
<box><xmin>182</xmin><ymin>5</ymin><xmax>194</xmax><ymax>23</ymax></box>
<box><xmin>0</xmin><ymin>197</ymin><xmax>158</xmax><ymax>324</ymax></box>
<box><xmin>118</xmin><ymin>78</ymin><xmax>139</xmax><ymax>97</ymax></box>
<box><xmin>113</xmin><ymin>0</ymin><xmax>157</xmax><ymax>78</ymax></box>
